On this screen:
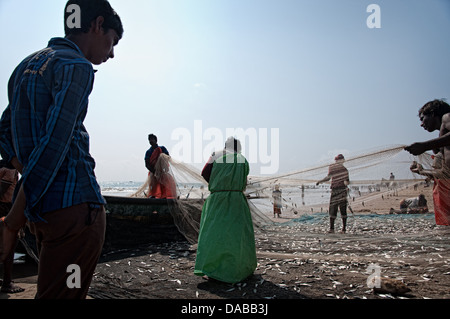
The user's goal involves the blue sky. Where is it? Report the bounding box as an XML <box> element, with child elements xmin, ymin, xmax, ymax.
<box><xmin>0</xmin><ymin>0</ymin><xmax>449</xmax><ymax>181</ymax></box>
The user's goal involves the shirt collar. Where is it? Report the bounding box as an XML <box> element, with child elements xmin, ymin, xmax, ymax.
<box><xmin>47</xmin><ymin>37</ymin><xmax>98</xmax><ymax>73</ymax></box>
<box><xmin>48</xmin><ymin>37</ymin><xmax>84</xmax><ymax>55</ymax></box>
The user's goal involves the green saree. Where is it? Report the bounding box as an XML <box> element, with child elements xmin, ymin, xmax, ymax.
<box><xmin>194</xmin><ymin>152</ymin><xmax>257</xmax><ymax>283</ymax></box>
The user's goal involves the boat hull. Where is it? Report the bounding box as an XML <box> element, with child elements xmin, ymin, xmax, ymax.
<box><xmin>103</xmin><ymin>195</ymin><xmax>203</xmax><ymax>252</ymax></box>
<box><xmin>21</xmin><ymin>196</ymin><xmax>204</xmax><ymax>262</ymax></box>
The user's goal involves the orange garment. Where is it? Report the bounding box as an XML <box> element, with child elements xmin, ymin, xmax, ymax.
<box><xmin>433</xmin><ymin>179</ymin><xmax>450</xmax><ymax>226</ymax></box>
<box><xmin>148</xmin><ymin>172</ymin><xmax>176</xmax><ymax>199</ymax></box>
<box><xmin>147</xmin><ymin>148</ymin><xmax>176</xmax><ymax>199</ymax></box>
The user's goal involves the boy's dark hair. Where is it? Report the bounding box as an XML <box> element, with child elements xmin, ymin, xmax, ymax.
<box><xmin>148</xmin><ymin>134</ymin><xmax>157</xmax><ymax>142</ymax></box>
<box><xmin>64</xmin><ymin>0</ymin><xmax>124</xmax><ymax>39</ymax></box>
<box><xmin>419</xmin><ymin>99</ymin><xmax>450</xmax><ymax>118</ymax></box>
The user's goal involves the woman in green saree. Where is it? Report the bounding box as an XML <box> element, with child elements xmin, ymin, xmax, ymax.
<box><xmin>194</xmin><ymin>137</ymin><xmax>257</xmax><ymax>284</ymax></box>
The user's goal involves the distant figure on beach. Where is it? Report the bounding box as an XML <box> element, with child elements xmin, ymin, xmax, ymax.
<box><xmin>0</xmin><ymin>159</ymin><xmax>23</xmax><ymax>294</ymax></box>
<box><xmin>399</xmin><ymin>194</ymin><xmax>429</xmax><ymax>214</ymax></box>
<box><xmin>316</xmin><ymin>154</ymin><xmax>350</xmax><ymax>233</ymax></box>
<box><xmin>388</xmin><ymin>172</ymin><xmax>398</xmax><ymax>192</ymax></box>
<box><xmin>272</xmin><ymin>185</ymin><xmax>282</xmax><ymax>218</ymax></box>
<box><xmin>0</xmin><ymin>0</ymin><xmax>123</xmax><ymax>298</ymax></box>
<box><xmin>144</xmin><ymin>134</ymin><xmax>176</xmax><ymax>199</ymax></box>
<box><xmin>195</xmin><ymin>137</ymin><xmax>257</xmax><ymax>283</ymax></box>
<box><xmin>405</xmin><ymin>99</ymin><xmax>450</xmax><ymax>226</ymax></box>
<box><xmin>301</xmin><ymin>184</ymin><xmax>305</xmax><ymax>205</ymax></box>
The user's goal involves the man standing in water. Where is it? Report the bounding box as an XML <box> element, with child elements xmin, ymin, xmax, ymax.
<box><xmin>0</xmin><ymin>0</ymin><xmax>123</xmax><ymax>298</ymax></box>
<box><xmin>405</xmin><ymin>99</ymin><xmax>450</xmax><ymax>226</ymax></box>
<box><xmin>316</xmin><ymin>154</ymin><xmax>350</xmax><ymax>233</ymax></box>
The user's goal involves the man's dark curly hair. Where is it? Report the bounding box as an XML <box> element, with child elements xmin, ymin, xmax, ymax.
<box><xmin>419</xmin><ymin>99</ymin><xmax>450</xmax><ymax>118</ymax></box>
<box><xmin>64</xmin><ymin>0</ymin><xmax>124</xmax><ymax>39</ymax></box>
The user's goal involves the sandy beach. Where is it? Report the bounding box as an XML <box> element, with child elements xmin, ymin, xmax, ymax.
<box><xmin>2</xmin><ymin>182</ymin><xmax>449</xmax><ymax>302</ymax></box>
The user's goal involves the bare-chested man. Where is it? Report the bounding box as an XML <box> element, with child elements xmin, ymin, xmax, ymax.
<box><xmin>405</xmin><ymin>99</ymin><xmax>450</xmax><ymax>226</ymax></box>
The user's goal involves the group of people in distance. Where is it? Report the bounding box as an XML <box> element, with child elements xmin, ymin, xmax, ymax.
<box><xmin>0</xmin><ymin>0</ymin><xmax>449</xmax><ymax>298</ymax></box>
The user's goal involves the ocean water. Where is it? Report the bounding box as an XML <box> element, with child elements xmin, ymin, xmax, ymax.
<box><xmin>100</xmin><ymin>181</ymin><xmax>144</xmax><ymax>196</ymax></box>
<box><xmin>99</xmin><ymin>181</ymin><xmax>208</xmax><ymax>198</ymax></box>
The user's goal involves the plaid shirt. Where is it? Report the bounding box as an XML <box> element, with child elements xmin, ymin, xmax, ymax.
<box><xmin>0</xmin><ymin>38</ymin><xmax>105</xmax><ymax>222</ymax></box>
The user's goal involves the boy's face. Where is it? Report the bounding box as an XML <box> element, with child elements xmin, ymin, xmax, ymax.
<box><xmin>89</xmin><ymin>28</ymin><xmax>120</xmax><ymax>65</ymax></box>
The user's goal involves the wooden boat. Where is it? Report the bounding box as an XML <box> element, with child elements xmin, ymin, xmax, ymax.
<box><xmin>20</xmin><ymin>195</ymin><xmax>204</xmax><ymax>262</ymax></box>
<box><xmin>102</xmin><ymin>195</ymin><xmax>203</xmax><ymax>252</ymax></box>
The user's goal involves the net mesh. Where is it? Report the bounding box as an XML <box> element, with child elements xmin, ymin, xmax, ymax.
<box><xmin>128</xmin><ymin>144</ymin><xmax>450</xmax><ymax>242</ymax></box>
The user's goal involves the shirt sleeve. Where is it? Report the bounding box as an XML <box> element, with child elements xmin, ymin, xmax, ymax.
<box><xmin>22</xmin><ymin>62</ymin><xmax>94</xmax><ymax>213</ymax></box>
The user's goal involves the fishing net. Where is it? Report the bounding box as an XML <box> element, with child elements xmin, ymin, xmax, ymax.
<box><xmin>130</xmin><ymin>154</ymin><xmax>205</xmax><ymax>244</ymax></box>
<box><xmin>129</xmin><ymin>144</ymin><xmax>450</xmax><ymax>242</ymax></box>
<box><xmin>247</xmin><ymin>145</ymin><xmax>442</xmax><ymax>231</ymax></box>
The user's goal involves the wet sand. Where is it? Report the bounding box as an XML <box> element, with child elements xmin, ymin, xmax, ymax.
<box><xmin>2</xmin><ymin>183</ymin><xmax>449</xmax><ymax>302</ymax></box>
